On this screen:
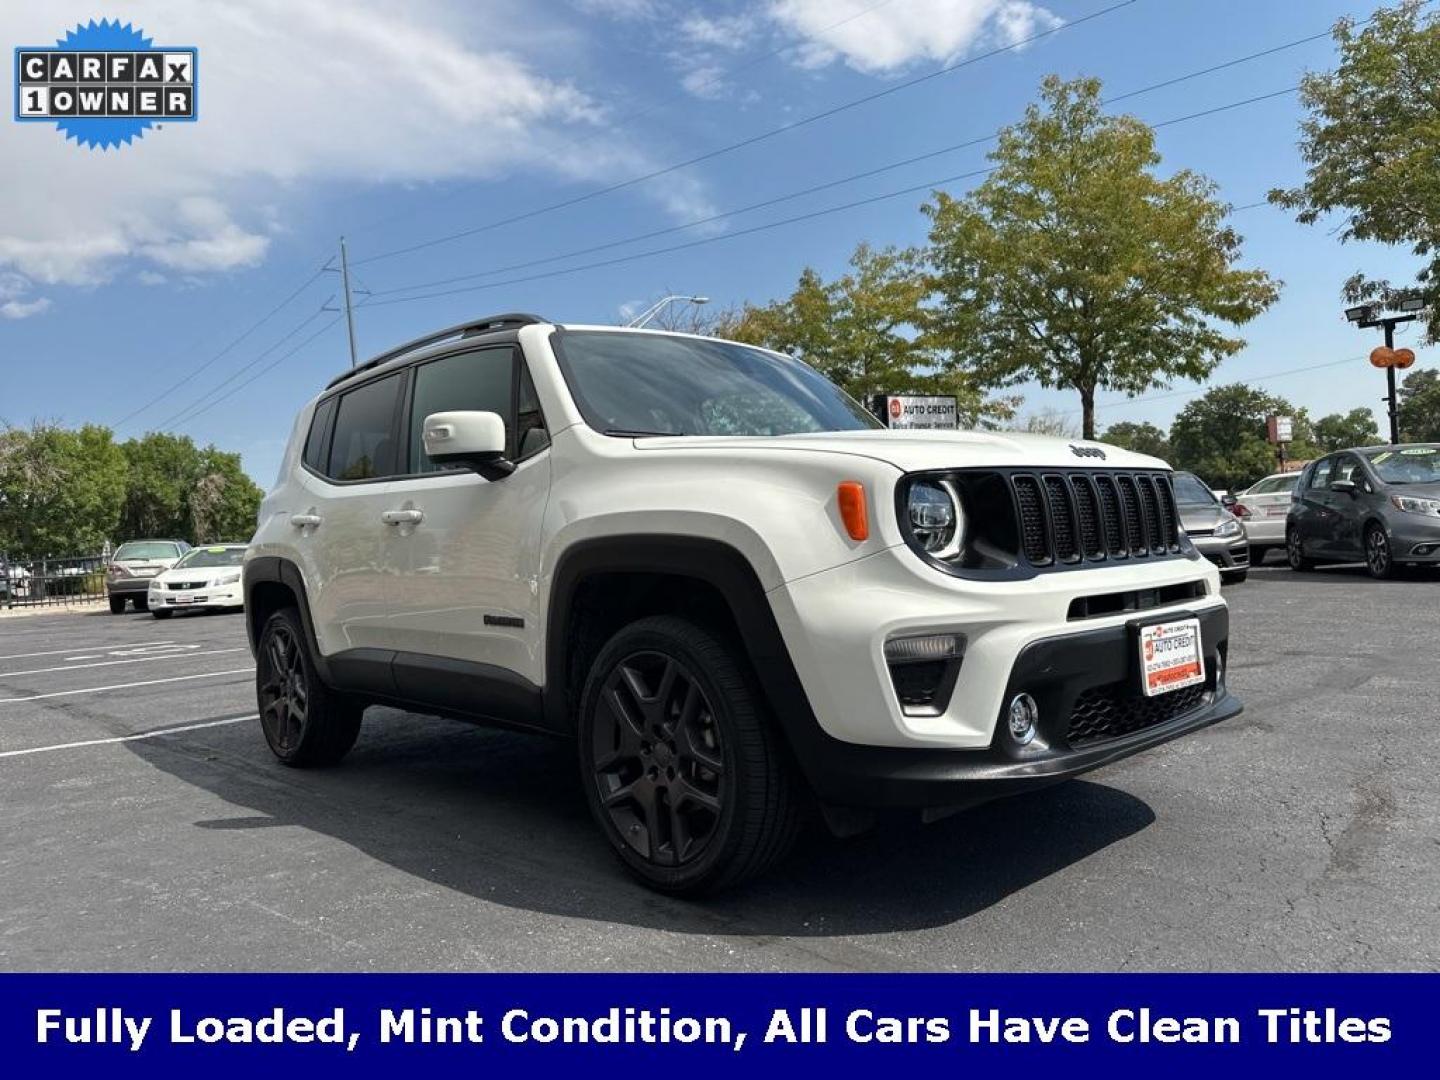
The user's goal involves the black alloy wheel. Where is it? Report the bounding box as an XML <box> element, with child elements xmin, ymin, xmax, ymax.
<box><xmin>591</xmin><ymin>650</ymin><xmax>725</xmax><ymax>868</ymax></box>
<box><xmin>1366</xmin><ymin>523</ymin><xmax>1395</xmax><ymax>580</ymax></box>
<box><xmin>1287</xmin><ymin>526</ymin><xmax>1313</xmax><ymax>571</ymax></box>
<box><xmin>256</xmin><ymin>607</ymin><xmax>361</xmax><ymax>766</ymax></box>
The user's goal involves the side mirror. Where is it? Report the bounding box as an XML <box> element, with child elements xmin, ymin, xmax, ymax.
<box><xmin>1220</xmin><ymin>493</ymin><xmax>1237</xmax><ymax>509</ymax></box>
<box><xmin>1330</xmin><ymin>479</ymin><xmax>1357</xmax><ymax>496</ymax></box>
<box><xmin>422</xmin><ymin>411</ymin><xmax>513</xmax><ymax>481</ymax></box>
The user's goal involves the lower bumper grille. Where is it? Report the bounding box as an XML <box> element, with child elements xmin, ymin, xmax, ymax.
<box><xmin>1067</xmin><ymin>681</ymin><xmax>1207</xmax><ymax>746</ymax></box>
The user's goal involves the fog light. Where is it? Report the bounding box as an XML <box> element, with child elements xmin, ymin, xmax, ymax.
<box><xmin>1007</xmin><ymin>692</ymin><xmax>1039</xmax><ymax>745</ymax></box>
<box><xmin>884</xmin><ymin>633</ymin><xmax>963</xmax><ymax>663</ymax></box>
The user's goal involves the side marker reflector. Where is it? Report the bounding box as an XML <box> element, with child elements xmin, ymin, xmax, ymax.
<box><xmin>837</xmin><ymin>481</ymin><xmax>869</xmax><ymax>541</ymax></box>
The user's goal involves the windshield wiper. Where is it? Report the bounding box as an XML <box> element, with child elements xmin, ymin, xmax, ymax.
<box><xmin>603</xmin><ymin>428</ymin><xmax>685</xmax><ymax>438</ymax></box>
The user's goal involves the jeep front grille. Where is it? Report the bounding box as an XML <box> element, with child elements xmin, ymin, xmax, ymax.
<box><xmin>1010</xmin><ymin>469</ymin><xmax>1183</xmax><ymax>569</ymax></box>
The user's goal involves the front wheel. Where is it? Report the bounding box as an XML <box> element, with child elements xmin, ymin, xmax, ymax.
<box><xmin>1365</xmin><ymin>523</ymin><xmax>1395</xmax><ymax>580</ymax></box>
<box><xmin>1223</xmin><ymin>570</ymin><xmax>1248</xmax><ymax>585</ymax></box>
<box><xmin>256</xmin><ymin>607</ymin><xmax>362</xmax><ymax>767</ymax></box>
<box><xmin>1286</xmin><ymin>526</ymin><xmax>1314</xmax><ymax>571</ymax></box>
<box><xmin>152</xmin><ymin>608</ymin><xmax>172</xmax><ymax>620</ymax></box>
<box><xmin>108</xmin><ymin>595</ymin><xmax>126</xmax><ymax>614</ymax></box>
<box><xmin>578</xmin><ymin>615</ymin><xmax>803</xmax><ymax>895</ymax></box>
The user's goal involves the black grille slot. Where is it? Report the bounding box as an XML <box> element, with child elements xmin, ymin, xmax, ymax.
<box><xmin>1136</xmin><ymin>475</ymin><xmax>1164</xmax><ymax>553</ymax></box>
<box><xmin>1093</xmin><ymin>475</ymin><xmax>1126</xmax><ymax>555</ymax></box>
<box><xmin>1067</xmin><ymin>681</ymin><xmax>1208</xmax><ymax>746</ymax></box>
<box><xmin>1012</xmin><ymin>475</ymin><xmax>1051</xmax><ymax>565</ymax></box>
<box><xmin>1043</xmin><ymin>475</ymin><xmax>1079</xmax><ymax>562</ymax></box>
<box><xmin>1154</xmin><ymin>475</ymin><xmax>1181</xmax><ymax>552</ymax></box>
<box><xmin>1116</xmin><ymin>475</ymin><xmax>1146</xmax><ymax>555</ymax></box>
<box><xmin>1071</xmin><ymin>476</ymin><xmax>1103</xmax><ymax>559</ymax></box>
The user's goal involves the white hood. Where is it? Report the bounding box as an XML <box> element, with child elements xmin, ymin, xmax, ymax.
<box><xmin>631</xmin><ymin>429</ymin><xmax>1168</xmax><ymax>473</ymax></box>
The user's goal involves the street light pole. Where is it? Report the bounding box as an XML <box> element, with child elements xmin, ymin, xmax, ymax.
<box><xmin>1346</xmin><ymin>298</ymin><xmax>1424</xmax><ymax>445</ymax></box>
<box><xmin>1384</xmin><ymin>320</ymin><xmax>1398</xmax><ymax>445</ymax></box>
<box><xmin>627</xmin><ymin>294</ymin><xmax>710</xmax><ymax>329</ymax></box>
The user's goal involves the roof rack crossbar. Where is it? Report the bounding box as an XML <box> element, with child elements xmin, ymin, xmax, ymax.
<box><xmin>325</xmin><ymin>313</ymin><xmax>547</xmax><ymax>389</ymax></box>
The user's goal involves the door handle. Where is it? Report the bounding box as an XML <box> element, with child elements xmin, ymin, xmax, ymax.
<box><xmin>289</xmin><ymin>513</ymin><xmax>322</xmax><ymax>528</ymax></box>
<box><xmin>381</xmin><ymin>509</ymin><xmax>424</xmax><ymax>526</ymax></box>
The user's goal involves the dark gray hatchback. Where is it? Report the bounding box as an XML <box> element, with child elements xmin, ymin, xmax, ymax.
<box><xmin>1286</xmin><ymin>443</ymin><xmax>1440</xmax><ymax>579</ymax></box>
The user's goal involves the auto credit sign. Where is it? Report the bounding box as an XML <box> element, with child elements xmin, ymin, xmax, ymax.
<box><xmin>877</xmin><ymin>394</ymin><xmax>958</xmax><ymax>430</ymax></box>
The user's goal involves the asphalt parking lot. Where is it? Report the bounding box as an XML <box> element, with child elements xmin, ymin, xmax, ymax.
<box><xmin>1</xmin><ymin>564</ymin><xmax>1436</xmax><ymax>973</ymax></box>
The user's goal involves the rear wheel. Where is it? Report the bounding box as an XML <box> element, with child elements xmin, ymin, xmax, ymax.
<box><xmin>256</xmin><ymin>607</ymin><xmax>362</xmax><ymax>767</ymax></box>
<box><xmin>1286</xmin><ymin>526</ymin><xmax>1314</xmax><ymax>571</ymax></box>
<box><xmin>578</xmin><ymin>615</ymin><xmax>803</xmax><ymax>895</ymax></box>
<box><xmin>108</xmin><ymin>595</ymin><xmax>126</xmax><ymax>614</ymax></box>
<box><xmin>1365</xmin><ymin>523</ymin><xmax>1395</xmax><ymax>580</ymax></box>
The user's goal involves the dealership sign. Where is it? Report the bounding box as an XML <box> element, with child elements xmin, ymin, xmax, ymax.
<box><xmin>1267</xmin><ymin>415</ymin><xmax>1293</xmax><ymax>444</ymax></box>
<box><xmin>876</xmin><ymin>394</ymin><xmax>959</xmax><ymax>430</ymax></box>
<box><xmin>14</xmin><ymin>20</ymin><xmax>197</xmax><ymax>149</ymax></box>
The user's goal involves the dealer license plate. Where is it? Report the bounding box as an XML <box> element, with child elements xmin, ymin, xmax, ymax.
<box><xmin>1139</xmin><ymin>618</ymin><xmax>1205</xmax><ymax>697</ymax></box>
<box><xmin>174</xmin><ymin>595</ymin><xmax>194</xmax><ymax>604</ymax></box>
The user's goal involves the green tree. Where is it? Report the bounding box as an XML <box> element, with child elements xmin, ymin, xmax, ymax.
<box><xmin>1168</xmin><ymin>385</ymin><xmax>1321</xmax><ymax>491</ymax></box>
<box><xmin>0</xmin><ymin>423</ymin><xmax>128</xmax><ymax>557</ymax></box>
<box><xmin>1313</xmin><ymin>407</ymin><xmax>1381</xmax><ymax>451</ymax></box>
<box><xmin>119</xmin><ymin>433</ymin><xmax>263</xmax><ymax>544</ymax></box>
<box><xmin>1398</xmin><ymin>367</ymin><xmax>1440</xmax><ymax>440</ymax></box>
<box><xmin>925</xmin><ymin>76</ymin><xmax>1280</xmax><ymax>439</ymax></box>
<box><xmin>1100</xmin><ymin>420</ymin><xmax>1171</xmax><ymax>460</ymax></box>
<box><xmin>1270</xmin><ymin>2</ymin><xmax>1440</xmax><ymax>339</ymax></box>
<box><xmin>719</xmin><ymin>243</ymin><xmax>1006</xmax><ymax>426</ymax></box>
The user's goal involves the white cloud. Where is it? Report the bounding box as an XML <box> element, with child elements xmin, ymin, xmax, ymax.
<box><xmin>680</xmin><ymin>13</ymin><xmax>758</xmax><ymax>50</ymax></box>
<box><xmin>768</xmin><ymin>0</ymin><xmax>1061</xmax><ymax>74</ymax></box>
<box><xmin>0</xmin><ymin>1</ymin><xmax>718</xmax><ymax>312</ymax></box>
<box><xmin>1</xmin><ymin>297</ymin><xmax>52</xmax><ymax>320</ymax></box>
<box><xmin>573</xmin><ymin>0</ymin><xmax>662</xmax><ymax>19</ymax></box>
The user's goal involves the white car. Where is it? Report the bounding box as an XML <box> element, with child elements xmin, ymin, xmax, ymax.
<box><xmin>1235</xmin><ymin>471</ymin><xmax>1303</xmax><ymax>562</ymax></box>
<box><xmin>245</xmin><ymin>314</ymin><xmax>1240</xmax><ymax>894</ymax></box>
<box><xmin>147</xmin><ymin>544</ymin><xmax>248</xmax><ymax>619</ymax></box>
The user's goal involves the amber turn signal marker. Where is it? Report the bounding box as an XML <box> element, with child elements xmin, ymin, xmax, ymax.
<box><xmin>837</xmin><ymin>481</ymin><xmax>868</xmax><ymax>541</ymax></box>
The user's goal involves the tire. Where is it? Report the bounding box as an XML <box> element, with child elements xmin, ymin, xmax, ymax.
<box><xmin>256</xmin><ymin>607</ymin><xmax>362</xmax><ymax>767</ymax></box>
<box><xmin>1286</xmin><ymin>526</ymin><xmax>1314</xmax><ymax>571</ymax></box>
<box><xmin>108</xmin><ymin>595</ymin><xmax>126</xmax><ymax>614</ymax></box>
<box><xmin>1365</xmin><ymin>523</ymin><xmax>1396</xmax><ymax>580</ymax></box>
<box><xmin>152</xmin><ymin>609</ymin><xmax>173</xmax><ymax>620</ymax></box>
<box><xmin>577</xmin><ymin>614</ymin><xmax>804</xmax><ymax>896</ymax></box>
<box><xmin>1223</xmin><ymin>570</ymin><xmax>1248</xmax><ymax>585</ymax></box>
<box><xmin>133</xmin><ymin>594</ymin><xmax>149</xmax><ymax>611</ymax></box>
<box><xmin>1248</xmin><ymin>545</ymin><xmax>1269</xmax><ymax>566</ymax></box>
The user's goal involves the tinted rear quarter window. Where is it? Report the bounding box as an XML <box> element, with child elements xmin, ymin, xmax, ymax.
<box><xmin>303</xmin><ymin>397</ymin><xmax>337</xmax><ymax>473</ymax></box>
<box><xmin>328</xmin><ymin>374</ymin><xmax>402</xmax><ymax>481</ymax></box>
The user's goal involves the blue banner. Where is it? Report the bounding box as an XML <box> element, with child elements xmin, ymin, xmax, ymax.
<box><xmin>1</xmin><ymin>974</ymin><xmax>1433</xmax><ymax>1076</ymax></box>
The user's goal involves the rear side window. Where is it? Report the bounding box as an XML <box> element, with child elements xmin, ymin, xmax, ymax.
<box><xmin>303</xmin><ymin>397</ymin><xmax>337</xmax><ymax>473</ymax></box>
<box><xmin>408</xmin><ymin>348</ymin><xmax>515</xmax><ymax>473</ymax></box>
<box><xmin>1307</xmin><ymin>459</ymin><xmax>1334</xmax><ymax>489</ymax></box>
<box><xmin>328</xmin><ymin>374</ymin><xmax>402</xmax><ymax>481</ymax></box>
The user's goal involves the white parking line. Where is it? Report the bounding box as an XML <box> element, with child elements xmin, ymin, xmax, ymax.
<box><xmin>0</xmin><ymin>640</ymin><xmax>177</xmax><ymax>661</ymax></box>
<box><xmin>0</xmin><ymin>647</ymin><xmax>247</xmax><ymax>679</ymax></box>
<box><xmin>0</xmin><ymin>715</ymin><xmax>256</xmax><ymax>760</ymax></box>
<box><xmin>0</xmin><ymin>668</ymin><xmax>254</xmax><ymax>705</ymax></box>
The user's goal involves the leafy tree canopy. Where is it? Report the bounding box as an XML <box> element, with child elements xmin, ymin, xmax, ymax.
<box><xmin>924</xmin><ymin>76</ymin><xmax>1279</xmax><ymax>438</ymax></box>
<box><xmin>1271</xmin><ymin>2</ymin><xmax>1440</xmax><ymax>339</ymax></box>
<box><xmin>1100</xmin><ymin>420</ymin><xmax>1172</xmax><ymax>460</ymax></box>
<box><xmin>1168</xmin><ymin>384</ymin><xmax>1321</xmax><ymax>491</ymax></box>
<box><xmin>1399</xmin><ymin>367</ymin><xmax>1440</xmax><ymax>440</ymax></box>
<box><xmin>1313</xmin><ymin>407</ymin><xmax>1381</xmax><ymax>452</ymax></box>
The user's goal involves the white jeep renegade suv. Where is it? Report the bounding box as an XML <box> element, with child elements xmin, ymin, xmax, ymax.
<box><xmin>245</xmin><ymin>313</ymin><xmax>1240</xmax><ymax>894</ymax></box>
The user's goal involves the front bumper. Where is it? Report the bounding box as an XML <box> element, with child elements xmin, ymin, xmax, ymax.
<box><xmin>147</xmin><ymin>582</ymin><xmax>244</xmax><ymax>610</ymax></box>
<box><xmin>108</xmin><ymin>577</ymin><xmax>159</xmax><ymax>596</ymax></box>
<box><xmin>1190</xmin><ymin>534</ymin><xmax>1249</xmax><ymax>574</ymax></box>
<box><xmin>1387</xmin><ymin>515</ymin><xmax>1440</xmax><ymax>561</ymax></box>
<box><xmin>792</xmin><ymin>605</ymin><xmax>1237</xmax><ymax>809</ymax></box>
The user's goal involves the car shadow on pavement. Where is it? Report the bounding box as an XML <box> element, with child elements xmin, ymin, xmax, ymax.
<box><xmin>124</xmin><ymin>711</ymin><xmax>1154</xmax><ymax>938</ymax></box>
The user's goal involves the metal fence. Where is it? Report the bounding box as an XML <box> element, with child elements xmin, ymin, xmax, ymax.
<box><xmin>0</xmin><ymin>552</ymin><xmax>109</xmax><ymax>608</ymax></box>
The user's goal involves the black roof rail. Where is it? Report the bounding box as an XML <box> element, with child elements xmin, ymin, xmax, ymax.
<box><xmin>324</xmin><ymin>313</ymin><xmax>548</xmax><ymax>390</ymax></box>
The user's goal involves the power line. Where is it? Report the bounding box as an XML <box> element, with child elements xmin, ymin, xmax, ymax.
<box><xmin>360</xmin><ymin>85</ymin><xmax>1299</xmax><ymax>310</ymax></box>
<box><xmin>350</xmin><ymin>0</ymin><xmax>1142</xmax><ymax>267</ymax></box>
<box><xmin>156</xmin><ymin>306</ymin><xmax>333</xmax><ymax>430</ymax></box>
<box><xmin>110</xmin><ymin>263</ymin><xmax>329</xmax><ymax>431</ymax></box>
<box><xmin>170</xmin><ymin>316</ymin><xmax>344</xmax><ymax>431</ymax></box>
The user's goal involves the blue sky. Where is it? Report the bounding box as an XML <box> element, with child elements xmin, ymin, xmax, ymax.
<box><xmin>0</xmin><ymin>0</ymin><xmax>1424</xmax><ymax>484</ymax></box>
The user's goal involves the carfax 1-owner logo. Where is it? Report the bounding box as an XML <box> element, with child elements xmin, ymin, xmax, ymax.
<box><xmin>13</xmin><ymin>19</ymin><xmax>197</xmax><ymax>149</ymax></box>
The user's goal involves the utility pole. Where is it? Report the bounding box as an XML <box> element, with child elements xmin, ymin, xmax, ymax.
<box><xmin>339</xmin><ymin>236</ymin><xmax>359</xmax><ymax>368</ymax></box>
<box><xmin>1346</xmin><ymin>297</ymin><xmax>1423</xmax><ymax>445</ymax></box>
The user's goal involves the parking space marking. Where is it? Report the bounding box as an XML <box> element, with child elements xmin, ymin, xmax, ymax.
<box><xmin>0</xmin><ymin>640</ymin><xmax>177</xmax><ymax>662</ymax></box>
<box><xmin>0</xmin><ymin>647</ymin><xmax>247</xmax><ymax>679</ymax></box>
<box><xmin>0</xmin><ymin>667</ymin><xmax>254</xmax><ymax>705</ymax></box>
<box><xmin>0</xmin><ymin>715</ymin><xmax>256</xmax><ymax>760</ymax></box>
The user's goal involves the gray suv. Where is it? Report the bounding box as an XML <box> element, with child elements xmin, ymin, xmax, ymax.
<box><xmin>1287</xmin><ymin>444</ymin><xmax>1440</xmax><ymax>579</ymax></box>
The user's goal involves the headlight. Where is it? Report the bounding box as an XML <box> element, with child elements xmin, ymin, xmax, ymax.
<box><xmin>1391</xmin><ymin>494</ymin><xmax>1440</xmax><ymax>517</ymax></box>
<box><xmin>906</xmin><ymin>480</ymin><xmax>962</xmax><ymax>557</ymax></box>
<box><xmin>211</xmin><ymin>571</ymin><xmax>242</xmax><ymax>587</ymax></box>
<box><xmin>1214</xmin><ymin>519</ymin><xmax>1242</xmax><ymax>538</ymax></box>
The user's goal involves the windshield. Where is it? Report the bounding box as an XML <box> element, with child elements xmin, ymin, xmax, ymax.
<box><xmin>174</xmin><ymin>546</ymin><xmax>246</xmax><ymax>570</ymax></box>
<box><xmin>114</xmin><ymin>542</ymin><xmax>180</xmax><ymax>561</ymax></box>
<box><xmin>554</xmin><ymin>330</ymin><xmax>882</xmax><ymax>437</ymax></box>
<box><xmin>1363</xmin><ymin>444</ymin><xmax>1440</xmax><ymax>484</ymax></box>
<box><xmin>1171</xmin><ymin>473</ymin><xmax>1217</xmax><ymax>507</ymax></box>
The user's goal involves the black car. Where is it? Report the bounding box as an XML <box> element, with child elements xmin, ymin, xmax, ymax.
<box><xmin>1286</xmin><ymin>443</ymin><xmax>1440</xmax><ymax>579</ymax></box>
